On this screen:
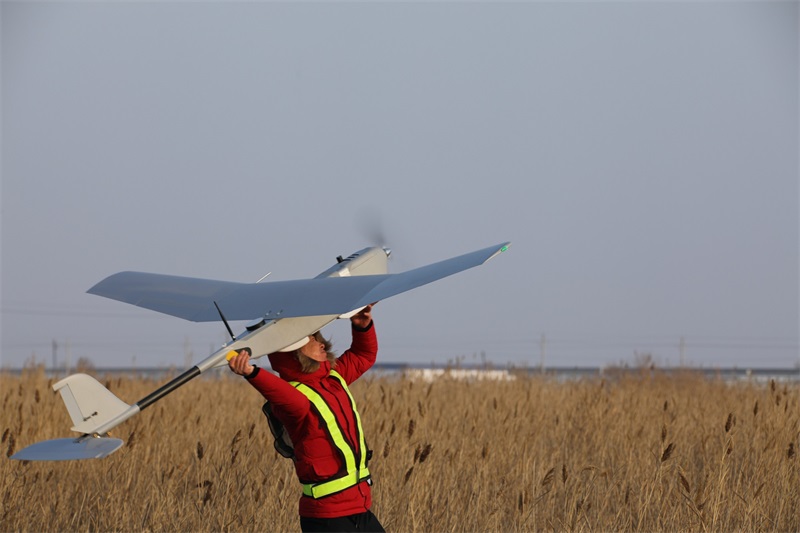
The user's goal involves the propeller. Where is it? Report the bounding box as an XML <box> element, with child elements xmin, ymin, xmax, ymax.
<box><xmin>358</xmin><ymin>206</ymin><xmax>389</xmax><ymax>248</ymax></box>
<box><xmin>354</xmin><ymin>207</ymin><xmax>413</xmax><ymax>269</ymax></box>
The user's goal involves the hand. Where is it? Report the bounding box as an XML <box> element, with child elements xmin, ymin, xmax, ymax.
<box><xmin>350</xmin><ymin>303</ymin><xmax>376</xmax><ymax>329</ymax></box>
<box><xmin>228</xmin><ymin>349</ymin><xmax>254</xmax><ymax>376</ymax></box>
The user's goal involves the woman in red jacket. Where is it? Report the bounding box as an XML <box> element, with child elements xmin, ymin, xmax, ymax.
<box><xmin>228</xmin><ymin>305</ymin><xmax>385</xmax><ymax>533</ymax></box>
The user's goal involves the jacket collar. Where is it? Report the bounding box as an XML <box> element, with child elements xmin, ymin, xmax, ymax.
<box><xmin>267</xmin><ymin>351</ymin><xmax>330</xmax><ymax>383</ymax></box>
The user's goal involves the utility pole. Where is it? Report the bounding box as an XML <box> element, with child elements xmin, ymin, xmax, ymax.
<box><xmin>679</xmin><ymin>337</ymin><xmax>686</xmax><ymax>367</ymax></box>
<box><xmin>51</xmin><ymin>340</ymin><xmax>58</xmax><ymax>373</ymax></box>
<box><xmin>540</xmin><ymin>333</ymin><xmax>546</xmax><ymax>373</ymax></box>
<box><xmin>184</xmin><ymin>337</ymin><xmax>194</xmax><ymax>367</ymax></box>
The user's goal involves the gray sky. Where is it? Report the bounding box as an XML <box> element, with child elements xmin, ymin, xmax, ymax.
<box><xmin>2</xmin><ymin>1</ymin><xmax>798</xmax><ymax>370</ymax></box>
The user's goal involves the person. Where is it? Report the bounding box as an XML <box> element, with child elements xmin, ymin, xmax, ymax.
<box><xmin>228</xmin><ymin>304</ymin><xmax>385</xmax><ymax>533</ymax></box>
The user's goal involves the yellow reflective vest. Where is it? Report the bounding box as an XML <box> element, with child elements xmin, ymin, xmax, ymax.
<box><xmin>289</xmin><ymin>370</ymin><xmax>371</xmax><ymax>499</ymax></box>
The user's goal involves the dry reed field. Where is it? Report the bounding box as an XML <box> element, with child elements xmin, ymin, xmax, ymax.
<box><xmin>2</xmin><ymin>366</ymin><xmax>798</xmax><ymax>532</ymax></box>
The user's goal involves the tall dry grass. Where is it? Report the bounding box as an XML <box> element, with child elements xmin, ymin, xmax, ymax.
<box><xmin>1</xmin><ymin>366</ymin><xmax>798</xmax><ymax>532</ymax></box>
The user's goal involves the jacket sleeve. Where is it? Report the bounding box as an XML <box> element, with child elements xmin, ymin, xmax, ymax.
<box><xmin>245</xmin><ymin>368</ymin><xmax>310</xmax><ymax>422</ymax></box>
<box><xmin>335</xmin><ymin>321</ymin><xmax>378</xmax><ymax>385</ymax></box>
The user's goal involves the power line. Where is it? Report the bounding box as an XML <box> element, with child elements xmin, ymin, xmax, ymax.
<box><xmin>1</xmin><ymin>307</ymin><xmax>161</xmax><ymax>319</ymax></box>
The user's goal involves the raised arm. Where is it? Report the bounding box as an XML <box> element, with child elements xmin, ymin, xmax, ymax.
<box><xmin>335</xmin><ymin>304</ymin><xmax>379</xmax><ymax>384</ymax></box>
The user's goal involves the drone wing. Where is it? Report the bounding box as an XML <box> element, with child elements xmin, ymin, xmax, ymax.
<box><xmin>88</xmin><ymin>242</ymin><xmax>510</xmax><ymax>322</ymax></box>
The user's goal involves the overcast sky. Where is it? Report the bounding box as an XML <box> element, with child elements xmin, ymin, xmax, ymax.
<box><xmin>2</xmin><ymin>1</ymin><xmax>798</xmax><ymax>371</ymax></box>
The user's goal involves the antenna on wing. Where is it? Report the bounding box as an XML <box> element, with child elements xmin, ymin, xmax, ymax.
<box><xmin>214</xmin><ymin>301</ymin><xmax>235</xmax><ymax>341</ymax></box>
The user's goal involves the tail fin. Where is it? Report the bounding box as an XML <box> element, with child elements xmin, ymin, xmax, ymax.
<box><xmin>53</xmin><ymin>374</ymin><xmax>132</xmax><ymax>435</ymax></box>
<box><xmin>10</xmin><ymin>374</ymin><xmax>131</xmax><ymax>461</ymax></box>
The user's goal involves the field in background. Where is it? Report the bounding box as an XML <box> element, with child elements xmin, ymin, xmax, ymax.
<box><xmin>1</xmin><ymin>367</ymin><xmax>798</xmax><ymax>532</ymax></box>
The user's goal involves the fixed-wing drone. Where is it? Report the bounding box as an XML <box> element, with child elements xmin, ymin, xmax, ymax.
<box><xmin>11</xmin><ymin>242</ymin><xmax>510</xmax><ymax>461</ymax></box>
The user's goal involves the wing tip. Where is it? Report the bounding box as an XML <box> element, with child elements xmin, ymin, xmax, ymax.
<box><xmin>486</xmin><ymin>241</ymin><xmax>512</xmax><ymax>262</ymax></box>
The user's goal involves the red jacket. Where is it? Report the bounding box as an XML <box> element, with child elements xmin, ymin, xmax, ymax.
<box><xmin>246</xmin><ymin>322</ymin><xmax>378</xmax><ymax>518</ymax></box>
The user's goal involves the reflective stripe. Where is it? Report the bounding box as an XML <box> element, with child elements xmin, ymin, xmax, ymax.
<box><xmin>329</xmin><ymin>370</ymin><xmax>369</xmax><ymax>475</ymax></box>
<box><xmin>302</xmin><ymin>469</ymin><xmax>371</xmax><ymax>499</ymax></box>
<box><xmin>290</xmin><ymin>370</ymin><xmax>370</xmax><ymax>499</ymax></box>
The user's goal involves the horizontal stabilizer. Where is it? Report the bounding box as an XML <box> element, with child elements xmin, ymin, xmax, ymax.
<box><xmin>10</xmin><ymin>436</ymin><xmax>124</xmax><ymax>461</ymax></box>
<box><xmin>54</xmin><ymin>374</ymin><xmax>132</xmax><ymax>434</ymax></box>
